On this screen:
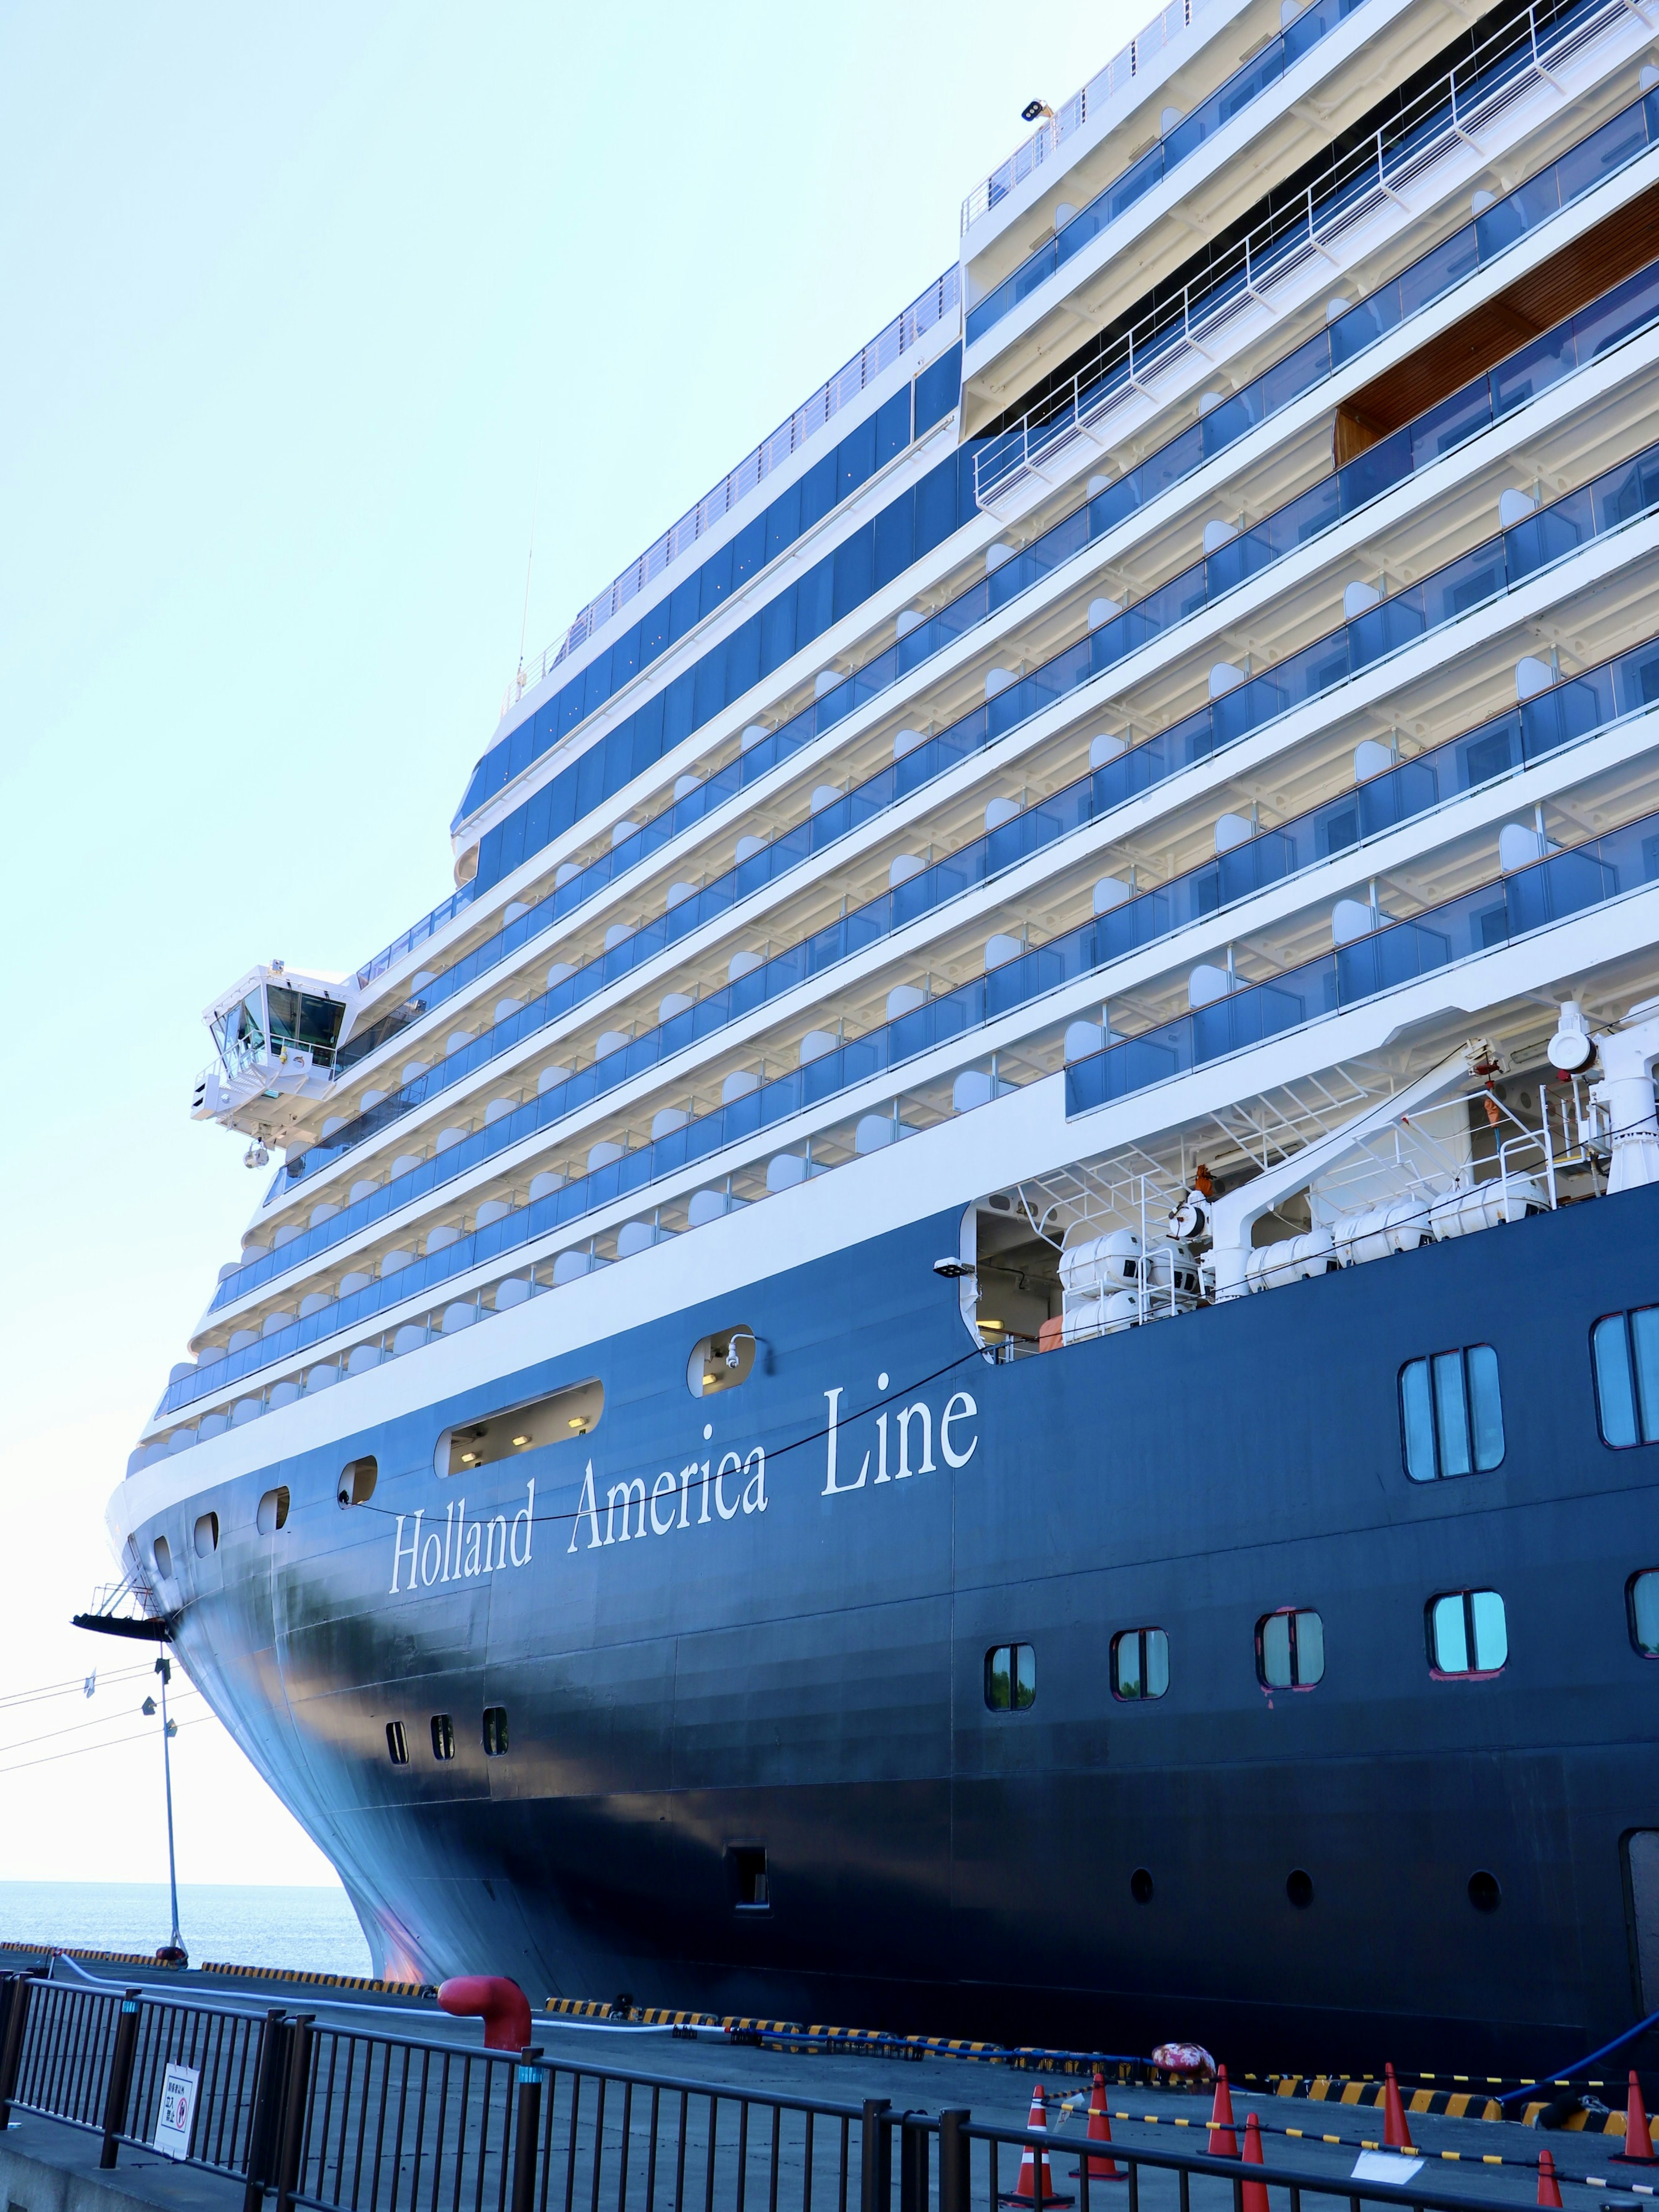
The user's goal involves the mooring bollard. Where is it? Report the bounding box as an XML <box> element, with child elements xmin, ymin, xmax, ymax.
<box><xmin>510</xmin><ymin>2047</ymin><xmax>544</xmax><ymax>2212</ymax></box>
<box><xmin>242</xmin><ymin>2011</ymin><xmax>291</xmax><ymax>2212</ymax></box>
<box><xmin>99</xmin><ymin>1990</ymin><xmax>143</xmax><ymax>2169</ymax></box>
<box><xmin>861</xmin><ymin>2097</ymin><xmax>893</xmax><ymax>2212</ymax></box>
<box><xmin>939</xmin><ymin>2110</ymin><xmax>971</xmax><ymax>2212</ymax></box>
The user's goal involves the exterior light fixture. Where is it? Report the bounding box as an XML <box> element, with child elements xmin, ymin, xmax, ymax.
<box><xmin>512</xmin><ymin>1434</ymin><xmax>530</xmax><ymax>1447</ymax></box>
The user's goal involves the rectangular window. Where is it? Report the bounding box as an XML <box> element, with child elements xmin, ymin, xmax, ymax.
<box><xmin>482</xmin><ymin>1707</ymin><xmax>509</xmax><ymax>1757</ymax></box>
<box><xmin>985</xmin><ymin>1643</ymin><xmax>1036</xmax><ymax>1710</ymax></box>
<box><xmin>1257</xmin><ymin>1608</ymin><xmax>1324</xmax><ymax>1688</ymax></box>
<box><xmin>730</xmin><ymin>1845</ymin><xmax>769</xmax><ymax>1911</ymax></box>
<box><xmin>1400</xmin><ymin>1345</ymin><xmax>1504</xmax><ymax>1479</ymax></box>
<box><xmin>386</xmin><ymin>1721</ymin><xmax>408</xmax><ymax>1767</ymax></box>
<box><xmin>431</xmin><ymin>1713</ymin><xmax>455</xmax><ymax>1761</ymax></box>
<box><xmin>1630</xmin><ymin>1571</ymin><xmax>1659</xmax><ymax>1656</ymax></box>
<box><xmin>1594</xmin><ymin>1309</ymin><xmax>1659</xmax><ymax>1446</ymax></box>
<box><xmin>1111</xmin><ymin>1628</ymin><xmax>1170</xmax><ymax>1700</ymax></box>
<box><xmin>1428</xmin><ymin>1589</ymin><xmax>1508</xmax><ymax>1675</ymax></box>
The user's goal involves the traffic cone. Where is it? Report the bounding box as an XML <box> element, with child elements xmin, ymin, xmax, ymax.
<box><xmin>1615</xmin><ymin>2070</ymin><xmax>1656</xmax><ymax>2162</ymax></box>
<box><xmin>1241</xmin><ymin>2113</ymin><xmax>1270</xmax><ymax>2212</ymax></box>
<box><xmin>1001</xmin><ymin>2084</ymin><xmax>1074</xmax><ymax>2208</ymax></box>
<box><xmin>1209</xmin><ymin>2063</ymin><xmax>1239</xmax><ymax>2158</ymax></box>
<box><xmin>1537</xmin><ymin>2148</ymin><xmax>1563</xmax><ymax>2209</ymax></box>
<box><xmin>1382</xmin><ymin>2063</ymin><xmax>1417</xmax><ymax>2153</ymax></box>
<box><xmin>1071</xmin><ymin>2069</ymin><xmax>1125</xmax><ymax>2183</ymax></box>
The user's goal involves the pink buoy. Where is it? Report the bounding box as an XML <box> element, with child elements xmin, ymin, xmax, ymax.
<box><xmin>437</xmin><ymin>1976</ymin><xmax>533</xmax><ymax>2050</ymax></box>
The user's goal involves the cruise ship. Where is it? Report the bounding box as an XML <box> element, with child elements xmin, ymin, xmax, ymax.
<box><xmin>103</xmin><ymin>0</ymin><xmax>1659</xmax><ymax>2072</ymax></box>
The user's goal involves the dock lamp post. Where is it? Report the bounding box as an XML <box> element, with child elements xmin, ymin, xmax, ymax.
<box><xmin>141</xmin><ymin>1657</ymin><xmax>187</xmax><ymax>1967</ymax></box>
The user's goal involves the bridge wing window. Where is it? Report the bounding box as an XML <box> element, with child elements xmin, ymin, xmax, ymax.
<box><xmin>267</xmin><ymin>988</ymin><xmax>345</xmax><ymax>1058</ymax></box>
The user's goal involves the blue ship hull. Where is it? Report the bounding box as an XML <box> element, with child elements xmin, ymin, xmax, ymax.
<box><xmin>155</xmin><ymin>1181</ymin><xmax>1659</xmax><ymax>2076</ymax></box>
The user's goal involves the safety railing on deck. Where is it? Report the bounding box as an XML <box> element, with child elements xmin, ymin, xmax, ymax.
<box><xmin>536</xmin><ymin>268</ymin><xmax>961</xmax><ymax>684</ymax></box>
<box><xmin>0</xmin><ymin>1971</ymin><xmax>1543</xmax><ymax>2212</ymax></box>
<box><xmin>342</xmin><ymin>67</ymin><xmax>1654</xmax><ymax>1061</ymax></box>
<box><xmin>974</xmin><ymin>0</ymin><xmax>1634</xmax><ymax>502</ymax></box>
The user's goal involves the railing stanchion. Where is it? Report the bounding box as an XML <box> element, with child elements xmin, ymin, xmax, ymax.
<box><xmin>0</xmin><ymin>1974</ymin><xmax>35</xmax><ymax>2129</ymax></box>
<box><xmin>512</xmin><ymin>2047</ymin><xmax>545</xmax><ymax>2212</ymax></box>
<box><xmin>98</xmin><ymin>1988</ymin><xmax>142</xmax><ymax>2169</ymax></box>
<box><xmin>861</xmin><ymin>2100</ymin><xmax>891</xmax><ymax>2212</ymax></box>
<box><xmin>898</xmin><ymin>2113</ymin><xmax>928</xmax><ymax>2212</ymax></box>
<box><xmin>939</xmin><ymin>2110</ymin><xmax>970</xmax><ymax>2212</ymax></box>
<box><xmin>243</xmin><ymin>2010</ymin><xmax>291</xmax><ymax>2212</ymax></box>
<box><xmin>273</xmin><ymin>2014</ymin><xmax>315</xmax><ymax>2212</ymax></box>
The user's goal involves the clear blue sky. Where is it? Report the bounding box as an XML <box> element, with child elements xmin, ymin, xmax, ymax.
<box><xmin>0</xmin><ymin>2</ymin><xmax>1133</xmax><ymax>1901</ymax></box>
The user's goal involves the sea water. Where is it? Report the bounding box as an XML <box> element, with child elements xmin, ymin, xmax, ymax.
<box><xmin>0</xmin><ymin>1883</ymin><xmax>372</xmax><ymax>1976</ymax></box>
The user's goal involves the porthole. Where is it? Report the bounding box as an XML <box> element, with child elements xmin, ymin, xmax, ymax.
<box><xmin>1130</xmin><ymin>1868</ymin><xmax>1154</xmax><ymax>1904</ymax></box>
<box><xmin>337</xmin><ymin>1456</ymin><xmax>378</xmax><ymax>1508</ymax></box>
<box><xmin>686</xmin><ymin>1327</ymin><xmax>757</xmax><ymax>1398</ymax></box>
<box><xmin>193</xmin><ymin>1513</ymin><xmax>219</xmax><ymax>1558</ymax></box>
<box><xmin>431</xmin><ymin>1714</ymin><xmax>455</xmax><ymax>1762</ymax></box>
<box><xmin>151</xmin><ymin>1535</ymin><xmax>173</xmax><ymax>1579</ymax></box>
<box><xmin>435</xmin><ymin>1378</ymin><xmax>603</xmax><ymax>1477</ymax></box>
<box><xmin>385</xmin><ymin>1721</ymin><xmax>408</xmax><ymax>1766</ymax></box>
<box><xmin>1468</xmin><ymin>1869</ymin><xmax>1501</xmax><ymax>1912</ymax></box>
<box><xmin>1286</xmin><ymin>1868</ymin><xmax>1314</xmax><ymax>1909</ymax></box>
<box><xmin>482</xmin><ymin>1707</ymin><xmax>509</xmax><ymax>1758</ymax></box>
<box><xmin>257</xmin><ymin>1485</ymin><xmax>290</xmax><ymax>1535</ymax></box>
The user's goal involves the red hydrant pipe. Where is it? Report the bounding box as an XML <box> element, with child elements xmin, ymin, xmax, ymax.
<box><xmin>437</xmin><ymin>1976</ymin><xmax>533</xmax><ymax>2051</ymax></box>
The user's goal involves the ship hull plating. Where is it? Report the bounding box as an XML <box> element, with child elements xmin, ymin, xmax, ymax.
<box><xmin>149</xmin><ymin>1186</ymin><xmax>1659</xmax><ymax>2075</ymax></box>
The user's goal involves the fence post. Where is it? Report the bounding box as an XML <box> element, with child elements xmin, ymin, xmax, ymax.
<box><xmin>938</xmin><ymin>2110</ymin><xmax>970</xmax><ymax>2212</ymax></box>
<box><xmin>98</xmin><ymin>1990</ymin><xmax>143</xmax><ymax>2169</ymax></box>
<box><xmin>861</xmin><ymin>2099</ymin><xmax>892</xmax><ymax>2212</ymax></box>
<box><xmin>898</xmin><ymin>2113</ymin><xmax>930</xmax><ymax>2212</ymax></box>
<box><xmin>511</xmin><ymin>2047</ymin><xmax>544</xmax><ymax>2212</ymax></box>
<box><xmin>242</xmin><ymin>2012</ymin><xmax>291</xmax><ymax>2212</ymax></box>
<box><xmin>273</xmin><ymin>2014</ymin><xmax>315</xmax><ymax>2212</ymax></box>
<box><xmin>0</xmin><ymin>1976</ymin><xmax>33</xmax><ymax>2128</ymax></box>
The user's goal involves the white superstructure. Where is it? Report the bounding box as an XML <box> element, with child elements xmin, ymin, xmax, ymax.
<box><xmin>123</xmin><ymin>0</ymin><xmax>1659</xmax><ymax>1525</ymax></box>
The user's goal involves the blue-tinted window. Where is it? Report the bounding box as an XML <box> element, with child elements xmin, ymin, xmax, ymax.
<box><xmin>1593</xmin><ymin>1308</ymin><xmax>1659</xmax><ymax>1446</ymax></box>
<box><xmin>985</xmin><ymin>1643</ymin><xmax>1036</xmax><ymax>1710</ymax></box>
<box><xmin>1112</xmin><ymin>1627</ymin><xmax>1169</xmax><ymax>1700</ymax></box>
<box><xmin>1428</xmin><ymin>1589</ymin><xmax>1507</xmax><ymax>1675</ymax></box>
<box><xmin>1629</xmin><ymin>1570</ymin><xmax>1659</xmax><ymax>1655</ymax></box>
<box><xmin>1401</xmin><ymin>1345</ymin><xmax>1503</xmax><ymax>1479</ymax></box>
<box><xmin>1258</xmin><ymin>1608</ymin><xmax>1323</xmax><ymax>1688</ymax></box>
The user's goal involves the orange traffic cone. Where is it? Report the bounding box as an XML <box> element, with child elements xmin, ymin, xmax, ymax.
<box><xmin>1001</xmin><ymin>2084</ymin><xmax>1074</xmax><ymax>2208</ymax></box>
<box><xmin>1208</xmin><ymin>2063</ymin><xmax>1239</xmax><ymax>2158</ymax></box>
<box><xmin>1615</xmin><ymin>2070</ymin><xmax>1656</xmax><ymax>2162</ymax></box>
<box><xmin>1537</xmin><ymin>2148</ymin><xmax>1563</xmax><ymax>2209</ymax></box>
<box><xmin>1071</xmin><ymin>2069</ymin><xmax>1125</xmax><ymax>2183</ymax></box>
<box><xmin>1382</xmin><ymin>2064</ymin><xmax>1417</xmax><ymax>2153</ymax></box>
<box><xmin>1241</xmin><ymin>2113</ymin><xmax>1270</xmax><ymax>2212</ymax></box>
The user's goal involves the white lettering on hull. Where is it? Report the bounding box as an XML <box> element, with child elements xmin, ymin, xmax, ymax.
<box><xmin>389</xmin><ymin>1379</ymin><xmax>977</xmax><ymax>1591</ymax></box>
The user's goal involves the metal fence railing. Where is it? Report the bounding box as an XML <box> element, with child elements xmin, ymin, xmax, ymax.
<box><xmin>0</xmin><ymin>1970</ymin><xmax>1547</xmax><ymax>2212</ymax></box>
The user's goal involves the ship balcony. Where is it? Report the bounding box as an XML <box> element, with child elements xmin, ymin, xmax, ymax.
<box><xmin>307</xmin><ymin>72</ymin><xmax>1659</xmax><ymax>1155</ymax></box>
<box><xmin>191</xmin><ymin>598</ymin><xmax>1659</xmax><ymax>1376</ymax></box>
<box><xmin>153</xmin><ymin>775</ymin><xmax>1659</xmax><ymax>1457</ymax></box>
<box><xmin>248</xmin><ymin>283</ymin><xmax>1659</xmax><ymax>1260</ymax></box>
<box><xmin>959</xmin><ymin>0</ymin><xmax>1433</xmax><ymax>412</ymax></box>
<box><xmin>972</xmin><ymin>1</ymin><xmax>1656</xmax><ymax>514</ymax></box>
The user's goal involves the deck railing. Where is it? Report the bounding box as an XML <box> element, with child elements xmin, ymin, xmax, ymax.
<box><xmin>0</xmin><ymin>1972</ymin><xmax>1543</xmax><ymax>2212</ymax></box>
